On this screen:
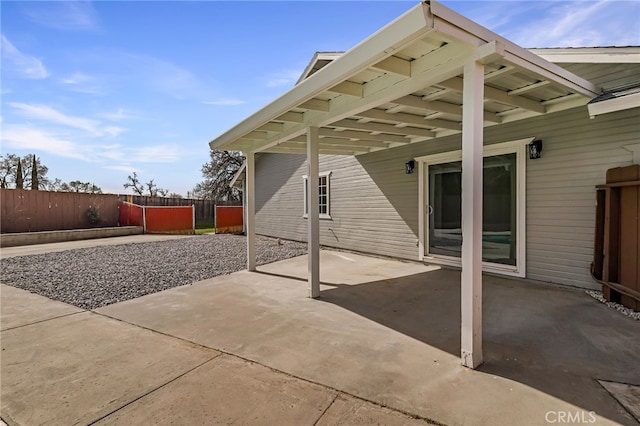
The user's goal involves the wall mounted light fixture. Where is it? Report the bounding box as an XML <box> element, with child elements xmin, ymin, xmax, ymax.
<box><xmin>529</xmin><ymin>139</ymin><xmax>543</xmax><ymax>159</ymax></box>
<box><xmin>405</xmin><ymin>160</ymin><xmax>415</xmax><ymax>174</ymax></box>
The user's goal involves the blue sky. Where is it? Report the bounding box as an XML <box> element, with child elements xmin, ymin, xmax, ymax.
<box><xmin>2</xmin><ymin>1</ymin><xmax>639</xmax><ymax>196</ymax></box>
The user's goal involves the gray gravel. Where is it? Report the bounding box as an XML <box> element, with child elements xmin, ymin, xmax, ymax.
<box><xmin>586</xmin><ymin>290</ymin><xmax>640</xmax><ymax>320</ymax></box>
<box><xmin>0</xmin><ymin>235</ymin><xmax>307</xmax><ymax>310</ymax></box>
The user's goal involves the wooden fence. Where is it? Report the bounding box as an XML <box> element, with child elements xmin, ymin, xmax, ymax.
<box><xmin>116</xmin><ymin>195</ymin><xmax>239</xmax><ymax>224</ymax></box>
<box><xmin>1</xmin><ymin>189</ymin><xmax>120</xmax><ymax>233</ymax></box>
<box><xmin>1</xmin><ymin>189</ymin><xmax>242</xmax><ymax>233</ymax></box>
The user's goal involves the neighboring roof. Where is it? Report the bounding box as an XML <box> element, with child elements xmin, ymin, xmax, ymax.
<box><xmin>210</xmin><ymin>0</ymin><xmax>601</xmax><ymax>156</ymax></box>
<box><xmin>587</xmin><ymin>83</ymin><xmax>640</xmax><ymax>118</ymax></box>
<box><xmin>296</xmin><ymin>52</ymin><xmax>344</xmax><ymax>84</ymax></box>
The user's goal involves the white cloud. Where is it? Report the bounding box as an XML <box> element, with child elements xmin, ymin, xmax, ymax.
<box><xmin>477</xmin><ymin>0</ymin><xmax>639</xmax><ymax>48</ymax></box>
<box><xmin>8</xmin><ymin>102</ymin><xmax>101</xmax><ymax>135</ymax></box>
<box><xmin>7</xmin><ymin>102</ymin><xmax>127</xmax><ymax>138</ymax></box>
<box><xmin>0</xmin><ymin>35</ymin><xmax>49</xmax><ymax>79</ymax></box>
<box><xmin>265</xmin><ymin>69</ymin><xmax>301</xmax><ymax>88</ymax></box>
<box><xmin>59</xmin><ymin>72</ymin><xmax>104</xmax><ymax>94</ymax></box>
<box><xmin>103</xmin><ymin>164</ymin><xmax>138</xmax><ymax>174</ymax></box>
<box><xmin>22</xmin><ymin>1</ymin><xmax>100</xmax><ymax>31</ymax></box>
<box><xmin>131</xmin><ymin>145</ymin><xmax>181</xmax><ymax>163</ymax></box>
<box><xmin>1</xmin><ymin>126</ymin><xmax>90</xmax><ymax>161</ymax></box>
<box><xmin>103</xmin><ymin>126</ymin><xmax>126</xmax><ymax>137</ymax></box>
<box><xmin>100</xmin><ymin>108</ymin><xmax>139</xmax><ymax>122</ymax></box>
<box><xmin>202</xmin><ymin>99</ymin><xmax>246</xmax><ymax>106</ymax></box>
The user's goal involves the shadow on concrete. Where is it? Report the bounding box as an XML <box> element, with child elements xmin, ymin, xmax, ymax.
<box><xmin>263</xmin><ymin>266</ymin><xmax>640</xmax><ymax>424</ymax></box>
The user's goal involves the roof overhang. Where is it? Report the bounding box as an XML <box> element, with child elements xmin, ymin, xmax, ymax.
<box><xmin>587</xmin><ymin>84</ymin><xmax>640</xmax><ymax>118</ymax></box>
<box><xmin>209</xmin><ymin>0</ymin><xmax>601</xmax><ymax>156</ymax></box>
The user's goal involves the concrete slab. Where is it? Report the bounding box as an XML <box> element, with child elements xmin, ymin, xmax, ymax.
<box><xmin>0</xmin><ymin>284</ymin><xmax>83</xmax><ymax>330</ymax></box>
<box><xmin>316</xmin><ymin>394</ymin><xmax>432</xmax><ymax>426</ymax></box>
<box><xmin>0</xmin><ymin>311</ymin><xmax>217</xmax><ymax>426</ymax></box>
<box><xmin>0</xmin><ymin>234</ymin><xmax>192</xmax><ymax>258</ymax></box>
<box><xmin>599</xmin><ymin>381</ymin><xmax>640</xmax><ymax>423</ymax></box>
<box><xmin>95</xmin><ymin>353</ymin><xmax>336</xmax><ymax>425</ymax></box>
<box><xmin>97</xmin><ymin>250</ymin><xmax>640</xmax><ymax>426</ymax></box>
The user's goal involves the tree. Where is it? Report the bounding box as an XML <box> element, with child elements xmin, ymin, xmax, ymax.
<box><xmin>123</xmin><ymin>172</ymin><xmax>169</xmax><ymax>197</ymax></box>
<box><xmin>145</xmin><ymin>179</ymin><xmax>168</xmax><ymax>197</ymax></box>
<box><xmin>15</xmin><ymin>159</ymin><xmax>23</xmax><ymax>189</ymax></box>
<box><xmin>0</xmin><ymin>153</ymin><xmax>49</xmax><ymax>189</ymax></box>
<box><xmin>64</xmin><ymin>180</ymin><xmax>103</xmax><ymax>193</ymax></box>
<box><xmin>192</xmin><ymin>150</ymin><xmax>244</xmax><ymax>201</ymax></box>
<box><xmin>123</xmin><ymin>172</ymin><xmax>144</xmax><ymax>195</ymax></box>
<box><xmin>167</xmin><ymin>192</ymin><xmax>183</xmax><ymax>199</ymax></box>
<box><xmin>0</xmin><ymin>154</ymin><xmax>18</xmax><ymax>188</ymax></box>
<box><xmin>47</xmin><ymin>178</ymin><xmax>102</xmax><ymax>193</ymax></box>
<box><xmin>31</xmin><ymin>155</ymin><xmax>39</xmax><ymax>190</ymax></box>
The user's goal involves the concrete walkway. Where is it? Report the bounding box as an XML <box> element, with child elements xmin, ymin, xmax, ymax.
<box><xmin>2</xmin><ymin>249</ymin><xmax>639</xmax><ymax>425</ymax></box>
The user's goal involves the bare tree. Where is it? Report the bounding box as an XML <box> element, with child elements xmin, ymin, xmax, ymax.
<box><xmin>192</xmin><ymin>150</ymin><xmax>244</xmax><ymax>201</ymax></box>
<box><xmin>123</xmin><ymin>172</ymin><xmax>144</xmax><ymax>195</ymax></box>
<box><xmin>145</xmin><ymin>179</ymin><xmax>168</xmax><ymax>197</ymax></box>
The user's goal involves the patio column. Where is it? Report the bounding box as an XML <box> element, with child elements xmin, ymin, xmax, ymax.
<box><xmin>460</xmin><ymin>59</ymin><xmax>484</xmax><ymax>369</ymax></box>
<box><xmin>246</xmin><ymin>151</ymin><xmax>256</xmax><ymax>272</ymax></box>
<box><xmin>307</xmin><ymin>126</ymin><xmax>320</xmax><ymax>298</ymax></box>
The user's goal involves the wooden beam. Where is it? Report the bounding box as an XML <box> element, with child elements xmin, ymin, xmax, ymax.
<box><xmin>318</xmin><ymin>128</ymin><xmax>410</xmax><ymax>144</ymax></box>
<box><xmin>300</xmin><ymin>98</ymin><xmax>330</xmax><ymax>112</ymax></box>
<box><xmin>371</xmin><ymin>56</ymin><xmax>411</xmax><ymax>76</ymax></box>
<box><xmin>266</xmin><ymin>146</ymin><xmax>362</xmax><ymax>156</ymax></box>
<box><xmin>508</xmin><ymin>80</ymin><xmax>551</xmax><ymax>96</ymax></box>
<box><xmin>332</xmin><ymin>118</ymin><xmax>434</xmax><ymax>138</ymax></box>
<box><xmin>328</xmin><ymin>81</ymin><xmax>363</xmax><ymax>97</ymax></box>
<box><xmin>257</xmin><ymin>122</ymin><xmax>285</xmax><ymax>132</ymax></box>
<box><xmin>483</xmin><ymin>65</ymin><xmax>515</xmax><ymax>82</ymax></box>
<box><xmin>243</xmin><ymin>131</ymin><xmax>269</xmax><ymax>140</ymax></box>
<box><xmin>275</xmin><ymin>111</ymin><xmax>304</xmax><ymax>123</ymax></box>
<box><xmin>440</xmin><ymin>77</ymin><xmax>545</xmax><ymax>113</ymax></box>
<box><xmin>357</xmin><ymin>108</ymin><xmax>462</xmax><ymax>131</ymax></box>
<box><xmin>394</xmin><ymin>95</ymin><xmax>501</xmax><ymax>123</ymax></box>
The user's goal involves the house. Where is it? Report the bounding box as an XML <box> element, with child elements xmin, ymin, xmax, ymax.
<box><xmin>210</xmin><ymin>1</ymin><xmax>640</xmax><ymax>368</ymax></box>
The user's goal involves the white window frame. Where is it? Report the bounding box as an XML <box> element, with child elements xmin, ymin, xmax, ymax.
<box><xmin>415</xmin><ymin>138</ymin><xmax>531</xmax><ymax>278</ymax></box>
<box><xmin>303</xmin><ymin>171</ymin><xmax>332</xmax><ymax>220</ymax></box>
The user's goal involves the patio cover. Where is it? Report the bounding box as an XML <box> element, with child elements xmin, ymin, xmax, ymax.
<box><xmin>208</xmin><ymin>0</ymin><xmax>601</xmax><ymax>369</ymax></box>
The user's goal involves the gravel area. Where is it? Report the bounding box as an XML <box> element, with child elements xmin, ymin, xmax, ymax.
<box><xmin>586</xmin><ymin>290</ymin><xmax>640</xmax><ymax>320</ymax></box>
<box><xmin>0</xmin><ymin>235</ymin><xmax>307</xmax><ymax>310</ymax></box>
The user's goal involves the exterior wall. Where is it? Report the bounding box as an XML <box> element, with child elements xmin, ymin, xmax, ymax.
<box><xmin>255</xmin><ymin>104</ymin><xmax>639</xmax><ymax>290</ymax></box>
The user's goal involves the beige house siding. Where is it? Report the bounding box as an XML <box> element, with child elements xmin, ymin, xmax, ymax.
<box><xmin>254</xmin><ymin>103</ymin><xmax>639</xmax><ymax>290</ymax></box>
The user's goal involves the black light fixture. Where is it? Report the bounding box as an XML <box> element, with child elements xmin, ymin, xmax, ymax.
<box><xmin>405</xmin><ymin>160</ymin><xmax>415</xmax><ymax>174</ymax></box>
<box><xmin>528</xmin><ymin>139</ymin><xmax>542</xmax><ymax>159</ymax></box>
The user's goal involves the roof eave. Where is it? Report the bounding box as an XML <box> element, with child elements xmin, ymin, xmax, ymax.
<box><xmin>209</xmin><ymin>1</ymin><xmax>435</xmax><ymax>151</ymax></box>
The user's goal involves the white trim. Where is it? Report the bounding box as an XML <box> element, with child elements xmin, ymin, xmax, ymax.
<box><xmin>588</xmin><ymin>92</ymin><xmax>640</xmax><ymax>118</ymax></box>
<box><xmin>415</xmin><ymin>137</ymin><xmax>531</xmax><ymax>278</ymax></box>
<box><xmin>303</xmin><ymin>171</ymin><xmax>332</xmax><ymax>220</ymax></box>
<box><xmin>529</xmin><ymin>47</ymin><xmax>640</xmax><ymax>64</ymax></box>
<box><xmin>230</xmin><ymin>160</ymin><xmax>246</xmax><ymax>188</ymax></box>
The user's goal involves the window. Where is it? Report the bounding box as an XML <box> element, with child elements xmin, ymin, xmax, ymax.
<box><xmin>303</xmin><ymin>171</ymin><xmax>332</xmax><ymax>219</ymax></box>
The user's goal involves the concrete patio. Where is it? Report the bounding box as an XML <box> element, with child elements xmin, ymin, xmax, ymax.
<box><xmin>2</xmin><ymin>248</ymin><xmax>639</xmax><ymax>425</ymax></box>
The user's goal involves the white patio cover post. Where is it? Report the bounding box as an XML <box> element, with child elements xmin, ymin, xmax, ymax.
<box><xmin>460</xmin><ymin>59</ymin><xmax>484</xmax><ymax>369</ymax></box>
<box><xmin>307</xmin><ymin>126</ymin><xmax>320</xmax><ymax>298</ymax></box>
<box><xmin>246</xmin><ymin>151</ymin><xmax>256</xmax><ymax>272</ymax></box>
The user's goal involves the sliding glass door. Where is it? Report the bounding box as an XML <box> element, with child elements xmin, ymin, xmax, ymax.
<box><xmin>420</xmin><ymin>140</ymin><xmax>526</xmax><ymax>275</ymax></box>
